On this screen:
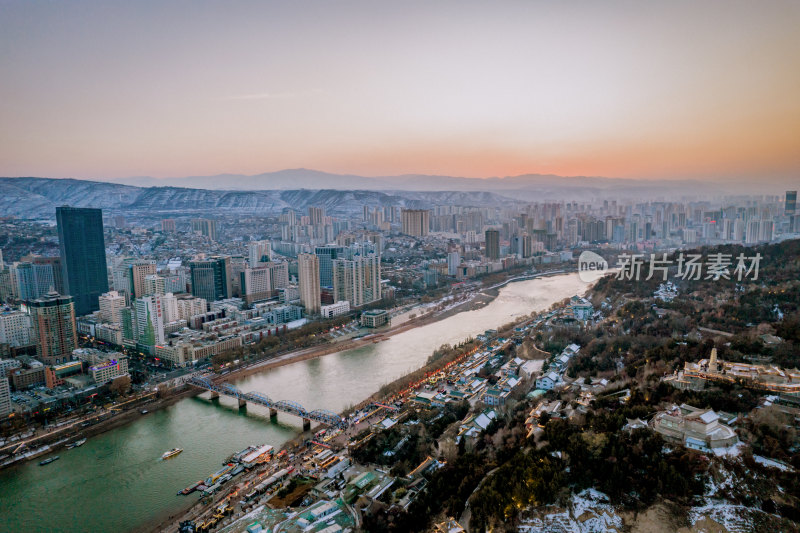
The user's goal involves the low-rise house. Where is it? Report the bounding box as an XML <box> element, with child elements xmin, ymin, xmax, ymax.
<box><xmin>536</xmin><ymin>371</ymin><xmax>560</xmax><ymax>391</ymax></box>
<box><xmin>458</xmin><ymin>408</ymin><xmax>497</xmax><ymax>441</ymax></box>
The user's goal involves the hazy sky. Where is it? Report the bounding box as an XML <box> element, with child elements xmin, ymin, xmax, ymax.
<box><xmin>1</xmin><ymin>1</ymin><xmax>798</xmax><ymax>181</ymax></box>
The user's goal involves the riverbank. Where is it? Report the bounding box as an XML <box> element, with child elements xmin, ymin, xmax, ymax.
<box><xmin>151</xmin><ymin>272</ymin><xmax>584</xmax><ymax>532</ymax></box>
<box><xmin>0</xmin><ymin>387</ymin><xmax>200</xmax><ymax>471</ymax></box>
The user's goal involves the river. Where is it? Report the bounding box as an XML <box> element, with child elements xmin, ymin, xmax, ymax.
<box><xmin>0</xmin><ymin>272</ymin><xmax>589</xmax><ymax>532</ymax></box>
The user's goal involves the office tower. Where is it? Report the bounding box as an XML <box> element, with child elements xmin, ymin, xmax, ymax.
<box><xmin>401</xmin><ymin>209</ymin><xmax>430</xmax><ymax>237</ymax></box>
<box><xmin>485</xmin><ymin>229</ymin><xmax>500</xmax><ymax>260</ymax></box>
<box><xmin>315</xmin><ymin>245</ymin><xmax>347</xmax><ymax>287</ymax></box>
<box><xmin>143</xmin><ymin>274</ymin><xmax>166</xmax><ymax>296</ymax></box>
<box><xmin>161</xmin><ymin>219</ymin><xmax>176</xmax><ymax>232</ymax></box>
<box><xmin>308</xmin><ymin>206</ymin><xmax>326</xmax><ymax>226</ymax></box>
<box><xmin>56</xmin><ymin>206</ymin><xmax>109</xmax><ymax>316</ymax></box>
<box><xmin>0</xmin><ymin>309</ymin><xmax>32</xmax><ymax>347</ymax></box>
<box><xmin>98</xmin><ymin>291</ymin><xmax>126</xmax><ymax>324</ymax></box>
<box><xmin>447</xmin><ymin>251</ymin><xmax>461</xmax><ymax>276</ymax></box>
<box><xmin>189</xmin><ymin>257</ymin><xmax>231</xmax><ymax>302</ymax></box>
<box><xmin>28</xmin><ymin>291</ymin><xmax>77</xmax><ymax>365</ymax></box>
<box><xmin>191</xmin><ymin>218</ymin><xmax>218</xmax><ymax>241</ymax></box>
<box><xmin>248</xmin><ymin>241</ymin><xmax>272</xmax><ymax>267</ymax></box>
<box><xmin>0</xmin><ymin>377</ymin><xmax>10</xmax><ymax>417</ymax></box>
<box><xmin>33</xmin><ymin>256</ymin><xmax>64</xmax><ymax>294</ymax></box>
<box><xmin>787</xmin><ymin>191</ymin><xmax>797</xmax><ymax>215</ymax></box>
<box><xmin>332</xmin><ymin>253</ymin><xmax>381</xmax><ymax>308</ymax></box>
<box><xmin>134</xmin><ymin>295</ymin><xmax>165</xmax><ymax>346</ymax></box>
<box><xmin>14</xmin><ymin>263</ymin><xmax>43</xmax><ymax>301</ymax></box>
<box><xmin>129</xmin><ymin>261</ymin><xmax>157</xmax><ymax>299</ymax></box>
<box><xmin>240</xmin><ymin>267</ymin><xmax>274</xmax><ymax>304</ymax></box>
<box><xmin>298</xmin><ymin>254</ymin><xmax>321</xmax><ymax>314</ymax></box>
<box><xmin>163</xmin><ymin>271</ymin><xmax>187</xmax><ymax>294</ymax></box>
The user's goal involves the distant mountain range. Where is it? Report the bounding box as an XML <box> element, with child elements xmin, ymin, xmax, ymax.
<box><xmin>0</xmin><ymin>170</ymin><xmax>793</xmax><ymax>219</ymax></box>
<box><xmin>103</xmin><ymin>168</ymin><xmax>715</xmax><ymax>194</ymax></box>
<box><xmin>96</xmin><ymin>168</ymin><xmax>795</xmax><ymax>197</ymax></box>
<box><xmin>0</xmin><ymin>177</ymin><xmax>517</xmax><ymax>219</ymax></box>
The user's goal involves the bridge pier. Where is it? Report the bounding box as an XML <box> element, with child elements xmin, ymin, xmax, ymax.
<box><xmin>302</xmin><ymin>418</ymin><xmax>311</xmax><ymax>431</ymax></box>
<box><xmin>269</xmin><ymin>408</ymin><xmax>278</xmax><ymax>419</ymax></box>
<box><xmin>209</xmin><ymin>392</ymin><xmax>220</xmax><ymax>400</ymax></box>
<box><xmin>238</xmin><ymin>398</ymin><xmax>247</xmax><ymax>409</ymax></box>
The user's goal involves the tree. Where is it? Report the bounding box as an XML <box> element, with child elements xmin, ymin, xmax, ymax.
<box><xmin>109</xmin><ymin>375</ymin><xmax>131</xmax><ymax>396</ymax></box>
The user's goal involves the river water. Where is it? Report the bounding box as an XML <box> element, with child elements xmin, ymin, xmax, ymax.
<box><xmin>0</xmin><ymin>273</ymin><xmax>589</xmax><ymax>532</ymax></box>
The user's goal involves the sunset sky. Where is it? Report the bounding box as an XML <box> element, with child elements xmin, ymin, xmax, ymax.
<box><xmin>1</xmin><ymin>1</ymin><xmax>798</xmax><ymax>182</ymax></box>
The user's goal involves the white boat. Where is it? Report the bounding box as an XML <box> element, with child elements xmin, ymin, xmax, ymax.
<box><xmin>162</xmin><ymin>448</ymin><xmax>183</xmax><ymax>460</ymax></box>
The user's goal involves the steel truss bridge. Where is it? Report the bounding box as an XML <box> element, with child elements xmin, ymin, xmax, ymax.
<box><xmin>186</xmin><ymin>375</ymin><xmax>348</xmax><ymax>429</ymax></box>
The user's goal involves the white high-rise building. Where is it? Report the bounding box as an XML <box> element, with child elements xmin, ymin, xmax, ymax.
<box><xmin>248</xmin><ymin>241</ymin><xmax>272</xmax><ymax>268</ymax></box>
<box><xmin>298</xmin><ymin>254</ymin><xmax>321</xmax><ymax>314</ymax></box>
<box><xmin>332</xmin><ymin>253</ymin><xmax>381</xmax><ymax>308</ymax></box>
<box><xmin>0</xmin><ymin>377</ymin><xmax>11</xmax><ymax>417</ymax></box>
<box><xmin>143</xmin><ymin>274</ymin><xmax>166</xmax><ymax>296</ymax></box>
<box><xmin>161</xmin><ymin>292</ymin><xmax>180</xmax><ymax>324</ymax></box>
<box><xmin>134</xmin><ymin>295</ymin><xmax>165</xmax><ymax>345</ymax></box>
<box><xmin>176</xmin><ymin>295</ymin><xmax>207</xmax><ymax>321</ymax></box>
<box><xmin>98</xmin><ymin>290</ymin><xmax>126</xmax><ymax>324</ymax></box>
<box><xmin>447</xmin><ymin>251</ymin><xmax>460</xmax><ymax>276</ymax></box>
<box><xmin>0</xmin><ymin>309</ymin><xmax>32</xmax><ymax>347</ymax></box>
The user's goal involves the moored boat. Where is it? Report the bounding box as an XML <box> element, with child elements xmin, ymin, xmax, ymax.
<box><xmin>39</xmin><ymin>456</ymin><xmax>60</xmax><ymax>466</ymax></box>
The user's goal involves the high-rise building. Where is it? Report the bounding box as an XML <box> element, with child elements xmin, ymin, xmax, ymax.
<box><xmin>401</xmin><ymin>209</ymin><xmax>430</xmax><ymax>237</ymax></box>
<box><xmin>161</xmin><ymin>219</ymin><xmax>176</xmax><ymax>232</ymax></box>
<box><xmin>0</xmin><ymin>309</ymin><xmax>32</xmax><ymax>347</ymax></box>
<box><xmin>134</xmin><ymin>295</ymin><xmax>165</xmax><ymax>346</ymax></box>
<box><xmin>98</xmin><ymin>290</ymin><xmax>126</xmax><ymax>324</ymax></box>
<box><xmin>787</xmin><ymin>191</ymin><xmax>797</xmax><ymax>215</ymax></box>
<box><xmin>33</xmin><ymin>256</ymin><xmax>64</xmax><ymax>294</ymax></box>
<box><xmin>143</xmin><ymin>274</ymin><xmax>166</xmax><ymax>296</ymax></box>
<box><xmin>0</xmin><ymin>377</ymin><xmax>11</xmax><ymax>417</ymax></box>
<box><xmin>308</xmin><ymin>206</ymin><xmax>326</xmax><ymax>226</ymax></box>
<box><xmin>56</xmin><ymin>206</ymin><xmax>109</xmax><ymax>316</ymax></box>
<box><xmin>315</xmin><ymin>245</ymin><xmax>347</xmax><ymax>287</ymax></box>
<box><xmin>189</xmin><ymin>257</ymin><xmax>231</xmax><ymax>302</ymax></box>
<box><xmin>447</xmin><ymin>251</ymin><xmax>461</xmax><ymax>276</ymax></box>
<box><xmin>240</xmin><ymin>267</ymin><xmax>274</xmax><ymax>304</ymax></box>
<box><xmin>27</xmin><ymin>290</ymin><xmax>77</xmax><ymax>365</ymax></box>
<box><xmin>175</xmin><ymin>295</ymin><xmax>207</xmax><ymax>321</ymax></box>
<box><xmin>128</xmin><ymin>261</ymin><xmax>157</xmax><ymax>299</ymax></box>
<box><xmin>298</xmin><ymin>254</ymin><xmax>321</xmax><ymax>314</ymax></box>
<box><xmin>191</xmin><ymin>218</ymin><xmax>218</xmax><ymax>241</ymax></box>
<box><xmin>248</xmin><ymin>240</ymin><xmax>272</xmax><ymax>267</ymax></box>
<box><xmin>332</xmin><ymin>253</ymin><xmax>381</xmax><ymax>308</ymax></box>
<box><xmin>485</xmin><ymin>229</ymin><xmax>500</xmax><ymax>260</ymax></box>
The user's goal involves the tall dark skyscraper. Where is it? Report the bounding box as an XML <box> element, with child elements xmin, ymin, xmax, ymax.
<box><xmin>56</xmin><ymin>206</ymin><xmax>109</xmax><ymax>316</ymax></box>
<box><xmin>190</xmin><ymin>256</ymin><xmax>231</xmax><ymax>302</ymax></box>
<box><xmin>485</xmin><ymin>229</ymin><xmax>500</xmax><ymax>260</ymax></box>
<box><xmin>786</xmin><ymin>191</ymin><xmax>797</xmax><ymax>215</ymax></box>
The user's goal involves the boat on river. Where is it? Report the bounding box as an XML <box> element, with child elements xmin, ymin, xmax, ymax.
<box><xmin>161</xmin><ymin>448</ymin><xmax>183</xmax><ymax>460</ymax></box>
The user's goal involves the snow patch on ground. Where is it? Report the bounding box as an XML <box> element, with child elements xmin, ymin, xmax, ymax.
<box><xmin>753</xmin><ymin>455</ymin><xmax>794</xmax><ymax>472</ymax></box>
<box><xmin>519</xmin><ymin>489</ymin><xmax>622</xmax><ymax>533</ymax></box>
<box><xmin>688</xmin><ymin>501</ymin><xmax>758</xmax><ymax>533</ymax></box>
